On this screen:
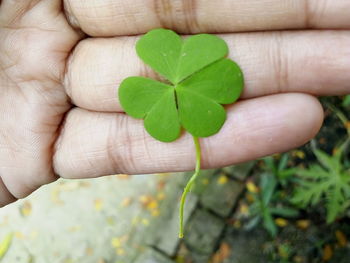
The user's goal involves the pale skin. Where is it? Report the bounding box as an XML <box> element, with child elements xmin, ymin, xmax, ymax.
<box><xmin>0</xmin><ymin>0</ymin><xmax>349</xmax><ymax>207</ymax></box>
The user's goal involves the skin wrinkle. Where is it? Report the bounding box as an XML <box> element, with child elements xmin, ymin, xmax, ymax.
<box><xmin>106</xmin><ymin>114</ymin><xmax>121</xmax><ymax>173</ymax></box>
<box><xmin>65</xmin><ymin>109</ymin><xmax>88</xmax><ymax>171</ymax></box>
<box><xmin>2</xmin><ymin>25</ymin><xmax>63</xmax><ymax>33</ymax></box>
<box><xmin>0</xmin><ymin>129</ymin><xmax>22</xmax><ymax>159</ymax></box>
<box><xmin>122</xmin><ymin>116</ymin><xmax>139</xmax><ymax>173</ymax></box>
<box><xmin>139</xmin><ymin>121</ymin><xmax>154</xmax><ymax>168</ymax></box>
<box><xmin>0</xmin><ymin>0</ymin><xmax>41</xmax><ymax>26</ymax></box>
<box><xmin>183</xmin><ymin>0</ymin><xmax>201</xmax><ymax>33</ymax></box>
<box><xmin>21</xmin><ymin>1</ymin><xmax>43</xmax><ymax>17</ymax></box>
<box><xmin>0</xmin><ymin>33</ymin><xmax>21</xmax><ymax>72</ymax></box>
<box><xmin>270</xmin><ymin>32</ymin><xmax>289</xmax><ymax>94</ymax></box>
<box><xmin>111</xmin><ymin>114</ymin><xmax>132</xmax><ymax>174</ymax></box>
<box><xmin>63</xmin><ymin>0</ymin><xmax>81</xmax><ymax>29</ymax></box>
<box><xmin>2</xmin><ymin>28</ymin><xmax>72</xmax><ymax>83</ymax></box>
<box><xmin>61</xmin><ymin>110</ymin><xmax>84</xmax><ymax>138</ymax></box>
<box><xmin>66</xmin><ymin>40</ymin><xmax>85</xmax><ymax>105</ymax></box>
<box><xmin>303</xmin><ymin>0</ymin><xmax>312</xmax><ymax>28</ymax></box>
<box><xmin>63</xmin><ymin>44</ymin><xmax>76</xmax><ymax>100</ymax></box>
<box><xmin>153</xmin><ymin>0</ymin><xmax>165</xmax><ymax>29</ymax></box>
<box><xmin>199</xmin><ymin>136</ymin><xmax>212</xmax><ymax>169</ymax></box>
<box><xmin>18</xmin><ymin>81</ymin><xmax>61</xmax><ymax>113</ymax></box>
<box><xmin>152</xmin><ymin>0</ymin><xmax>199</xmax><ymax>33</ymax></box>
<box><xmin>307</xmin><ymin>0</ymin><xmax>326</xmax><ymax>28</ymax></box>
<box><xmin>52</xmin><ymin>110</ymin><xmax>73</xmax><ymax>176</ymax></box>
<box><xmin>82</xmin><ymin>113</ymin><xmax>102</xmax><ymax>174</ymax></box>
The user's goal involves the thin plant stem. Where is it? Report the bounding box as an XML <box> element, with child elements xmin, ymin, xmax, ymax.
<box><xmin>324</xmin><ymin>102</ymin><xmax>350</xmax><ymax>153</ymax></box>
<box><xmin>325</xmin><ymin>102</ymin><xmax>350</xmax><ymax>136</ymax></box>
<box><xmin>179</xmin><ymin>136</ymin><xmax>201</xmax><ymax>238</ymax></box>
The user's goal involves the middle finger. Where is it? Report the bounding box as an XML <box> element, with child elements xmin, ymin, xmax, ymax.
<box><xmin>64</xmin><ymin>30</ymin><xmax>350</xmax><ymax>112</ymax></box>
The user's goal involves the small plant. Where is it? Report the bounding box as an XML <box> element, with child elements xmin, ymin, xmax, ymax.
<box><xmin>263</xmin><ymin>154</ymin><xmax>298</xmax><ymax>187</ymax></box>
<box><xmin>292</xmin><ymin>104</ymin><xmax>350</xmax><ymax>223</ymax></box>
<box><xmin>342</xmin><ymin>95</ymin><xmax>350</xmax><ymax>108</ymax></box>
<box><xmin>118</xmin><ymin>29</ymin><xmax>244</xmax><ymax>237</ymax></box>
<box><xmin>246</xmin><ymin>173</ymin><xmax>299</xmax><ymax>237</ymax></box>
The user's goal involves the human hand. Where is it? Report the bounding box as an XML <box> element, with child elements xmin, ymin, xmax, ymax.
<box><xmin>0</xmin><ymin>0</ymin><xmax>349</xmax><ymax>206</ymax></box>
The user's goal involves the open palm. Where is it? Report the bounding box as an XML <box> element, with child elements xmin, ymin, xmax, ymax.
<box><xmin>0</xmin><ymin>0</ymin><xmax>349</xmax><ymax>206</ymax></box>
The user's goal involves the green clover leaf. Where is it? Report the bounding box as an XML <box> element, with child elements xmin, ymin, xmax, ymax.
<box><xmin>119</xmin><ymin>28</ymin><xmax>243</xmax><ymax>142</ymax></box>
<box><xmin>118</xmin><ymin>28</ymin><xmax>244</xmax><ymax>238</ymax></box>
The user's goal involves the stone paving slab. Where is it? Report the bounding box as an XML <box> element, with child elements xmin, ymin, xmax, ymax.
<box><xmin>184</xmin><ymin>209</ymin><xmax>225</xmax><ymax>256</ymax></box>
<box><xmin>200</xmin><ymin>173</ymin><xmax>244</xmax><ymax>218</ymax></box>
<box><xmin>222</xmin><ymin>228</ymin><xmax>269</xmax><ymax>263</ymax></box>
<box><xmin>222</xmin><ymin>161</ymin><xmax>256</xmax><ymax>181</ymax></box>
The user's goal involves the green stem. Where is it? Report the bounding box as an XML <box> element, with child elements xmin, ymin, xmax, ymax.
<box><xmin>325</xmin><ymin>102</ymin><xmax>350</xmax><ymax>135</ymax></box>
<box><xmin>179</xmin><ymin>136</ymin><xmax>201</xmax><ymax>238</ymax></box>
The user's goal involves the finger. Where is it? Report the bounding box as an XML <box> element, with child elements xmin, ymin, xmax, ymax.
<box><xmin>65</xmin><ymin>30</ymin><xmax>350</xmax><ymax>112</ymax></box>
<box><xmin>63</xmin><ymin>0</ymin><xmax>350</xmax><ymax>36</ymax></box>
<box><xmin>53</xmin><ymin>93</ymin><xmax>323</xmax><ymax>178</ymax></box>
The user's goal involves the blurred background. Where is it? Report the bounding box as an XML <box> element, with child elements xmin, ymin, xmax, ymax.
<box><xmin>0</xmin><ymin>96</ymin><xmax>349</xmax><ymax>263</ymax></box>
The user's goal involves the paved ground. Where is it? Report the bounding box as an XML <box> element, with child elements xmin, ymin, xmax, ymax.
<box><xmin>0</xmin><ymin>162</ymin><xmax>259</xmax><ymax>263</ymax></box>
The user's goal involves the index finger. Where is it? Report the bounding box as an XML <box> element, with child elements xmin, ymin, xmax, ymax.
<box><xmin>64</xmin><ymin>0</ymin><xmax>350</xmax><ymax>36</ymax></box>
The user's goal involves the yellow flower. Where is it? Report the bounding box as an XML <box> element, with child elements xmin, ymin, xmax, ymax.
<box><xmin>296</xmin><ymin>220</ymin><xmax>310</xmax><ymax>229</ymax></box>
<box><xmin>147</xmin><ymin>200</ymin><xmax>158</xmax><ymax>210</ymax></box>
<box><xmin>293</xmin><ymin>256</ymin><xmax>303</xmax><ymax>263</ymax></box>
<box><xmin>20</xmin><ymin>201</ymin><xmax>32</xmax><ymax>217</ymax></box>
<box><xmin>233</xmin><ymin>220</ymin><xmax>241</xmax><ymax>229</ymax></box>
<box><xmin>116</xmin><ymin>248</ymin><xmax>125</xmax><ymax>255</ymax></box>
<box><xmin>157</xmin><ymin>192</ymin><xmax>166</xmax><ymax>200</ymax></box>
<box><xmin>335</xmin><ymin>230</ymin><xmax>347</xmax><ymax>247</ymax></box>
<box><xmin>94</xmin><ymin>199</ymin><xmax>103</xmax><ymax>211</ymax></box>
<box><xmin>120</xmin><ymin>197</ymin><xmax>133</xmax><ymax>207</ymax></box>
<box><xmin>246</xmin><ymin>181</ymin><xmax>259</xmax><ymax>193</ymax></box>
<box><xmin>239</xmin><ymin>204</ymin><xmax>249</xmax><ymax>215</ymax></box>
<box><xmin>111</xmin><ymin>238</ymin><xmax>121</xmax><ymax>248</ymax></box>
<box><xmin>292</xmin><ymin>150</ymin><xmax>305</xmax><ymax>159</ymax></box>
<box><xmin>322</xmin><ymin>244</ymin><xmax>333</xmax><ymax>261</ymax></box>
<box><xmin>275</xmin><ymin>218</ymin><xmax>288</xmax><ymax>227</ymax></box>
<box><xmin>151</xmin><ymin>209</ymin><xmax>160</xmax><ymax>217</ymax></box>
<box><xmin>141</xmin><ymin>218</ymin><xmax>149</xmax><ymax>226</ymax></box>
<box><xmin>139</xmin><ymin>195</ymin><xmax>152</xmax><ymax>206</ymax></box>
<box><xmin>217</xmin><ymin>175</ymin><xmax>228</xmax><ymax>185</ymax></box>
<box><xmin>345</xmin><ymin>121</ymin><xmax>350</xmax><ymax>130</ymax></box>
<box><xmin>245</xmin><ymin>193</ymin><xmax>255</xmax><ymax>203</ymax></box>
<box><xmin>14</xmin><ymin>232</ymin><xmax>24</xmax><ymax>239</ymax></box>
<box><xmin>115</xmin><ymin>174</ymin><xmax>130</xmax><ymax>179</ymax></box>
